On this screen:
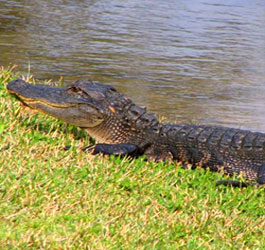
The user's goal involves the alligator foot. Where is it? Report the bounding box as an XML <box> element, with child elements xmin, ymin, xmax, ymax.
<box><xmin>257</xmin><ymin>163</ymin><xmax>265</xmax><ymax>185</ymax></box>
<box><xmin>82</xmin><ymin>143</ymin><xmax>138</xmax><ymax>156</ymax></box>
<box><xmin>216</xmin><ymin>180</ymin><xmax>263</xmax><ymax>188</ymax></box>
<box><xmin>217</xmin><ymin>163</ymin><xmax>265</xmax><ymax>187</ymax></box>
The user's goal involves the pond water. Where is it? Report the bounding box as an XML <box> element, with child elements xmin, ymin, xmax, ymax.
<box><xmin>1</xmin><ymin>0</ymin><xmax>265</xmax><ymax>131</ymax></box>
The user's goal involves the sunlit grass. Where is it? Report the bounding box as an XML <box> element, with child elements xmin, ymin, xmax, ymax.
<box><xmin>0</xmin><ymin>66</ymin><xmax>264</xmax><ymax>249</ymax></box>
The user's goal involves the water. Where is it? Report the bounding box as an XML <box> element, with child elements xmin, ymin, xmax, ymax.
<box><xmin>1</xmin><ymin>0</ymin><xmax>265</xmax><ymax>131</ymax></box>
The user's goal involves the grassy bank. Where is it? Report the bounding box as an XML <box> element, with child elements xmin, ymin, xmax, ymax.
<box><xmin>0</xmin><ymin>66</ymin><xmax>264</xmax><ymax>249</ymax></box>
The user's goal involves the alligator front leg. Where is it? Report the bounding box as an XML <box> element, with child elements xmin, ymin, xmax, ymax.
<box><xmin>82</xmin><ymin>143</ymin><xmax>139</xmax><ymax>156</ymax></box>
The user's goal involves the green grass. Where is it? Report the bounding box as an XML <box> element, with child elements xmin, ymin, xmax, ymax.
<box><xmin>0</xmin><ymin>65</ymin><xmax>264</xmax><ymax>249</ymax></box>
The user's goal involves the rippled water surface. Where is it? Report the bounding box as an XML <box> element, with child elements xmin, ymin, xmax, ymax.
<box><xmin>1</xmin><ymin>0</ymin><xmax>265</xmax><ymax>131</ymax></box>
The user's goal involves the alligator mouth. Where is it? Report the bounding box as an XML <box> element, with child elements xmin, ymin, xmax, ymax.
<box><xmin>17</xmin><ymin>97</ymin><xmax>76</xmax><ymax>109</ymax></box>
<box><xmin>8</xmin><ymin>91</ymin><xmax>75</xmax><ymax>110</ymax></box>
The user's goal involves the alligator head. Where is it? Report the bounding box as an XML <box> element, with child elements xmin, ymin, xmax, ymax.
<box><xmin>7</xmin><ymin>79</ymin><xmax>159</xmax><ymax>144</ymax></box>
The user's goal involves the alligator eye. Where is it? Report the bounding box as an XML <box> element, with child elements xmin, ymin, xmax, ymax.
<box><xmin>68</xmin><ymin>86</ymin><xmax>84</xmax><ymax>95</ymax></box>
<box><xmin>70</xmin><ymin>86</ymin><xmax>80</xmax><ymax>93</ymax></box>
<box><xmin>109</xmin><ymin>86</ymin><xmax>117</xmax><ymax>92</ymax></box>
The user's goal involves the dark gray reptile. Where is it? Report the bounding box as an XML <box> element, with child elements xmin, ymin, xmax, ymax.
<box><xmin>7</xmin><ymin>79</ymin><xmax>265</xmax><ymax>187</ymax></box>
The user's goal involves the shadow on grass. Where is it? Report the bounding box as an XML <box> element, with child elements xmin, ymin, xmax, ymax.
<box><xmin>15</xmin><ymin>112</ymin><xmax>91</xmax><ymax>142</ymax></box>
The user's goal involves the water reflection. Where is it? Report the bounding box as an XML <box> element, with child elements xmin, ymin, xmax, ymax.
<box><xmin>0</xmin><ymin>0</ymin><xmax>265</xmax><ymax>131</ymax></box>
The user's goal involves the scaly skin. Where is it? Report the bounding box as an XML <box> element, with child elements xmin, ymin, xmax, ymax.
<box><xmin>7</xmin><ymin>79</ymin><xmax>265</xmax><ymax>186</ymax></box>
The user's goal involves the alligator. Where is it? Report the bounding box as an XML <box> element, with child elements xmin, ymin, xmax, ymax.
<box><xmin>7</xmin><ymin>78</ymin><xmax>265</xmax><ymax>187</ymax></box>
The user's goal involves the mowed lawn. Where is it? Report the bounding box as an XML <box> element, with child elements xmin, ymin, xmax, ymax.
<box><xmin>0</xmin><ymin>66</ymin><xmax>264</xmax><ymax>249</ymax></box>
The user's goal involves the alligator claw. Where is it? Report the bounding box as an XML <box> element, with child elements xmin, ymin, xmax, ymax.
<box><xmin>64</xmin><ymin>145</ymin><xmax>71</xmax><ymax>151</ymax></box>
<box><xmin>82</xmin><ymin>145</ymin><xmax>96</xmax><ymax>154</ymax></box>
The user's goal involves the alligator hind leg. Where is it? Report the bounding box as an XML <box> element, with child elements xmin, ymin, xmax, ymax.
<box><xmin>82</xmin><ymin>143</ymin><xmax>139</xmax><ymax>156</ymax></box>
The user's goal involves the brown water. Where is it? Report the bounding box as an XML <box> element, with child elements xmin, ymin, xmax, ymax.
<box><xmin>1</xmin><ymin>0</ymin><xmax>265</xmax><ymax>131</ymax></box>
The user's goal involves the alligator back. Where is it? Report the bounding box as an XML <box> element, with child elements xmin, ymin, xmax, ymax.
<box><xmin>159</xmin><ymin>124</ymin><xmax>265</xmax><ymax>181</ymax></box>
